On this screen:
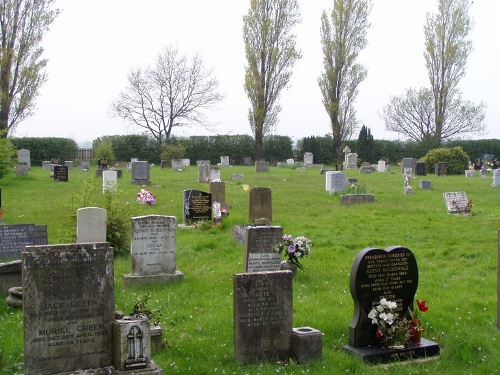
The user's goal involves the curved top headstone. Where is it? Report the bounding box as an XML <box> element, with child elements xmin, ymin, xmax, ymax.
<box><xmin>348</xmin><ymin>246</ymin><xmax>418</xmax><ymax>347</ymax></box>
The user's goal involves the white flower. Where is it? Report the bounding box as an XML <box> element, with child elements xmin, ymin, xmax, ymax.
<box><xmin>377</xmin><ymin>304</ymin><xmax>384</xmax><ymax>313</ymax></box>
<box><xmin>379</xmin><ymin>312</ymin><xmax>388</xmax><ymax>321</ymax></box>
<box><xmin>368</xmin><ymin>310</ymin><xmax>377</xmax><ymax>320</ymax></box>
<box><xmin>386</xmin><ymin>313</ymin><xmax>394</xmax><ymax>325</ymax></box>
<box><xmin>380</xmin><ymin>298</ymin><xmax>387</xmax><ymax>306</ymax></box>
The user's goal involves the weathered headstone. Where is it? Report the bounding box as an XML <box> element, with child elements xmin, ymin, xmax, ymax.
<box><xmin>102</xmin><ymin>170</ymin><xmax>118</xmax><ymax>193</ymax></box>
<box><xmin>346</xmin><ymin>153</ymin><xmax>358</xmax><ymax>169</ymax></box>
<box><xmin>97</xmin><ymin>159</ymin><xmax>108</xmax><ymax>170</ymax></box>
<box><xmin>181</xmin><ymin>158</ymin><xmax>190</xmax><ymax>168</ymax></box>
<box><xmin>17</xmin><ymin>149</ymin><xmax>31</xmax><ymax>169</ymax></box>
<box><xmin>435</xmin><ymin>162</ymin><xmax>448</xmax><ymax>176</ymax></box>
<box><xmin>0</xmin><ymin>224</ymin><xmax>48</xmax><ymax>260</ymax></box>
<box><xmin>131</xmin><ymin>161</ymin><xmax>151</xmax><ymax>185</ymax></box>
<box><xmin>286</xmin><ymin>158</ymin><xmax>294</xmax><ymax>165</ymax></box>
<box><xmin>42</xmin><ymin>160</ymin><xmax>51</xmax><ymax>170</ymax></box>
<box><xmin>465</xmin><ymin>170</ymin><xmax>476</xmax><ymax>177</ymax></box>
<box><xmin>113</xmin><ymin>317</ymin><xmax>152</xmax><ymax>370</ymax></box>
<box><xmin>325</xmin><ymin>171</ymin><xmax>348</xmax><ymax>193</ymax></box>
<box><xmin>64</xmin><ymin>161</ymin><xmax>74</xmax><ymax>170</ymax></box>
<box><xmin>243</xmin><ymin>157</ymin><xmax>252</xmax><ymax>166</ymax></box>
<box><xmin>23</xmin><ymin>243</ymin><xmax>115</xmax><ymax>375</ymax></box>
<box><xmin>220</xmin><ymin>156</ymin><xmax>230</xmax><ymax>167</ymax></box>
<box><xmin>244</xmin><ymin>226</ymin><xmax>283</xmax><ymax>272</ymax></box>
<box><xmin>493</xmin><ymin>169</ymin><xmax>500</xmax><ymax>187</ymax></box>
<box><xmin>76</xmin><ymin>207</ymin><xmax>107</xmax><ymax>243</ymax></box>
<box><xmin>80</xmin><ymin>160</ymin><xmax>90</xmax><ymax>171</ymax></box>
<box><xmin>248</xmin><ymin>187</ymin><xmax>272</xmax><ymax>224</ymax></box>
<box><xmin>303</xmin><ymin>152</ymin><xmax>313</xmax><ymax>165</ymax></box>
<box><xmin>123</xmin><ymin>215</ymin><xmax>183</xmax><ymax>286</ymax></box>
<box><xmin>480</xmin><ymin>169</ymin><xmax>488</xmax><ymax>178</ymax></box>
<box><xmin>419</xmin><ymin>180</ymin><xmax>431</xmax><ymax>190</ymax></box>
<box><xmin>171</xmin><ymin>159</ymin><xmax>184</xmax><ymax>170</ymax></box>
<box><xmin>53</xmin><ymin>165</ymin><xmax>68</xmax><ymax>182</ymax></box>
<box><xmin>198</xmin><ymin>163</ymin><xmax>210</xmax><ymax>183</ymax></box>
<box><xmin>16</xmin><ymin>162</ymin><xmax>29</xmax><ymax>176</ymax></box>
<box><xmin>401</xmin><ymin>158</ymin><xmax>416</xmax><ymax>174</ymax></box>
<box><xmin>415</xmin><ymin>162</ymin><xmax>426</xmax><ymax>176</ymax></box>
<box><xmin>196</xmin><ymin>159</ymin><xmax>211</xmax><ymax>167</ymax></box>
<box><xmin>343</xmin><ymin>246</ymin><xmax>439</xmax><ymax>363</ymax></box>
<box><xmin>233</xmin><ymin>271</ymin><xmax>293</xmax><ymax>364</ymax></box>
<box><xmin>209</xmin><ymin>181</ymin><xmax>226</xmax><ymax>208</ymax></box>
<box><xmin>255</xmin><ymin>161</ymin><xmax>270</xmax><ymax>172</ymax></box>
<box><xmin>210</xmin><ymin>166</ymin><xmax>221</xmax><ymax>181</ymax></box>
<box><xmin>443</xmin><ymin>191</ymin><xmax>469</xmax><ymax>213</ymax></box>
<box><xmin>183</xmin><ymin>189</ymin><xmax>212</xmax><ymax>223</ymax></box>
<box><xmin>231</xmin><ymin>173</ymin><xmax>244</xmax><ymax>180</ymax></box>
<box><xmin>377</xmin><ymin>160</ymin><xmax>386</xmax><ymax>173</ymax></box>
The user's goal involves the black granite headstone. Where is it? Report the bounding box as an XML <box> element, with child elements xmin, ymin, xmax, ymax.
<box><xmin>53</xmin><ymin>165</ymin><xmax>68</xmax><ymax>182</ymax></box>
<box><xmin>183</xmin><ymin>190</ymin><xmax>212</xmax><ymax>223</ymax></box>
<box><xmin>415</xmin><ymin>162</ymin><xmax>426</xmax><ymax>176</ymax></box>
<box><xmin>0</xmin><ymin>224</ymin><xmax>48</xmax><ymax>260</ymax></box>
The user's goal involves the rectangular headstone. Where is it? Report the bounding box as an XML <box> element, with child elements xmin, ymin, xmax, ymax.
<box><xmin>443</xmin><ymin>191</ymin><xmax>469</xmax><ymax>213</ymax></box>
<box><xmin>64</xmin><ymin>161</ymin><xmax>74</xmax><ymax>170</ymax></box>
<box><xmin>249</xmin><ymin>187</ymin><xmax>272</xmax><ymax>224</ymax></box>
<box><xmin>377</xmin><ymin>160</ymin><xmax>386</xmax><ymax>173</ymax></box>
<box><xmin>303</xmin><ymin>152</ymin><xmax>313</xmax><ymax>165</ymax></box>
<box><xmin>42</xmin><ymin>161</ymin><xmax>51</xmax><ymax>170</ymax></box>
<box><xmin>493</xmin><ymin>169</ymin><xmax>500</xmax><ymax>187</ymax></box>
<box><xmin>233</xmin><ymin>271</ymin><xmax>293</xmax><ymax>364</ymax></box>
<box><xmin>326</xmin><ymin>171</ymin><xmax>348</xmax><ymax>193</ymax></box>
<box><xmin>53</xmin><ymin>165</ymin><xmax>68</xmax><ymax>182</ymax></box>
<box><xmin>419</xmin><ymin>180</ymin><xmax>431</xmax><ymax>190</ymax></box>
<box><xmin>198</xmin><ymin>164</ymin><xmax>210</xmax><ymax>183</ymax></box>
<box><xmin>401</xmin><ymin>158</ymin><xmax>416</xmax><ymax>174</ymax></box>
<box><xmin>77</xmin><ymin>207</ymin><xmax>107</xmax><ymax>243</ymax></box>
<box><xmin>220</xmin><ymin>156</ymin><xmax>230</xmax><ymax>167</ymax></box>
<box><xmin>16</xmin><ymin>162</ymin><xmax>29</xmax><ymax>176</ymax></box>
<box><xmin>244</xmin><ymin>226</ymin><xmax>283</xmax><ymax>272</ymax></box>
<box><xmin>18</xmin><ymin>148</ymin><xmax>31</xmax><ymax>169</ymax></box>
<box><xmin>23</xmin><ymin>243</ymin><xmax>114</xmax><ymax>375</ymax></box>
<box><xmin>415</xmin><ymin>162</ymin><xmax>426</xmax><ymax>176</ymax></box>
<box><xmin>231</xmin><ymin>173</ymin><xmax>244</xmax><ymax>180</ymax></box>
<box><xmin>465</xmin><ymin>170</ymin><xmax>476</xmax><ymax>177</ymax></box>
<box><xmin>102</xmin><ymin>170</ymin><xmax>118</xmax><ymax>193</ymax></box>
<box><xmin>0</xmin><ymin>224</ymin><xmax>48</xmax><ymax>260</ymax></box>
<box><xmin>255</xmin><ymin>161</ymin><xmax>270</xmax><ymax>172</ymax></box>
<box><xmin>171</xmin><ymin>159</ymin><xmax>184</xmax><ymax>171</ymax></box>
<box><xmin>196</xmin><ymin>160</ymin><xmax>211</xmax><ymax>167</ymax></box>
<box><xmin>131</xmin><ymin>161</ymin><xmax>150</xmax><ymax>184</ymax></box>
<box><xmin>435</xmin><ymin>162</ymin><xmax>448</xmax><ymax>176</ymax></box>
<box><xmin>210</xmin><ymin>167</ymin><xmax>221</xmax><ymax>181</ymax></box>
<box><xmin>183</xmin><ymin>190</ymin><xmax>212</xmax><ymax>223</ymax></box>
<box><xmin>80</xmin><ymin>160</ymin><xmax>90</xmax><ymax>171</ymax></box>
<box><xmin>209</xmin><ymin>181</ymin><xmax>226</xmax><ymax>208</ymax></box>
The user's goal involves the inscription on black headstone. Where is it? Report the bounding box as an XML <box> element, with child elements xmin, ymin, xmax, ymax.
<box><xmin>347</xmin><ymin>246</ymin><xmax>418</xmax><ymax>347</ymax></box>
<box><xmin>415</xmin><ymin>162</ymin><xmax>426</xmax><ymax>176</ymax></box>
<box><xmin>183</xmin><ymin>190</ymin><xmax>212</xmax><ymax>223</ymax></box>
<box><xmin>0</xmin><ymin>224</ymin><xmax>48</xmax><ymax>260</ymax></box>
<box><xmin>53</xmin><ymin>165</ymin><xmax>68</xmax><ymax>182</ymax></box>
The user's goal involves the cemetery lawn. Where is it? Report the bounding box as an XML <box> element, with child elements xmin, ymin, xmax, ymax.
<box><xmin>1</xmin><ymin>164</ymin><xmax>500</xmax><ymax>374</ymax></box>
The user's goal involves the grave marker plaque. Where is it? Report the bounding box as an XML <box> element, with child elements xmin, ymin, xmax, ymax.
<box><xmin>0</xmin><ymin>224</ymin><xmax>48</xmax><ymax>260</ymax></box>
<box><xmin>183</xmin><ymin>190</ymin><xmax>212</xmax><ymax>223</ymax></box>
<box><xmin>23</xmin><ymin>243</ymin><xmax>114</xmax><ymax>375</ymax></box>
<box><xmin>53</xmin><ymin>165</ymin><xmax>68</xmax><ymax>182</ymax></box>
<box><xmin>443</xmin><ymin>191</ymin><xmax>469</xmax><ymax>213</ymax></box>
<box><xmin>244</xmin><ymin>226</ymin><xmax>283</xmax><ymax>272</ymax></box>
<box><xmin>233</xmin><ymin>271</ymin><xmax>293</xmax><ymax>364</ymax></box>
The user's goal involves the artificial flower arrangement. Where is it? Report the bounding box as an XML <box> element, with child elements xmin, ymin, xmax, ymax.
<box><xmin>275</xmin><ymin>234</ymin><xmax>312</xmax><ymax>271</ymax></box>
<box><xmin>137</xmin><ymin>188</ymin><xmax>156</xmax><ymax>205</ymax></box>
<box><xmin>408</xmin><ymin>299</ymin><xmax>429</xmax><ymax>342</ymax></box>
<box><xmin>368</xmin><ymin>298</ymin><xmax>411</xmax><ymax>348</ymax></box>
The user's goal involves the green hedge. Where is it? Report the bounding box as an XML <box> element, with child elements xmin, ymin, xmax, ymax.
<box><xmin>10</xmin><ymin>137</ymin><xmax>79</xmax><ymax>166</ymax></box>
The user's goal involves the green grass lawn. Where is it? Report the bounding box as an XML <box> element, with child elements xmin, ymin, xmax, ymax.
<box><xmin>1</xmin><ymin>164</ymin><xmax>500</xmax><ymax>374</ymax></box>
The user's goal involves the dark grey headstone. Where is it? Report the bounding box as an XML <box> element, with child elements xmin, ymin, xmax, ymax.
<box><xmin>347</xmin><ymin>246</ymin><xmax>418</xmax><ymax>348</ymax></box>
<box><xmin>244</xmin><ymin>226</ymin><xmax>283</xmax><ymax>272</ymax></box>
<box><xmin>435</xmin><ymin>162</ymin><xmax>448</xmax><ymax>176</ymax></box>
<box><xmin>243</xmin><ymin>157</ymin><xmax>252</xmax><ymax>166</ymax></box>
<box><xmin>183</xmin><ymin>190</ymin><xmax>212</xmax><ymax>223</ymax></box>
<box><xmin>255</xmin><ymin>161</ymin><xmax>270</xmax><ymax>172</ymax></box>
<box><xmin>198</xmin><ymin>164</ymin><xmax>210</xmax><ymax>183</ymax></box>
<box><xmin>23</xmin><ymin>243</ymin><xmax>114</xmax><ymax>375</ymax></box>
<box><xmin>0</xmin><ymin>224</ymin><xmax>48</xmax><ymax>261</ymax></box>
<box><xmin>131</xmin><ymin>161</ymin><xmax>150</xmax><ymax>184</ymax></box>
<box><xmin>209</xmin><ymin>181</ymin><xmax>226</xmax><ymax>208</ymax></box>
<box><xmin>233</xmin><ymin>271</ymin><xmax>293</xmax><ymax>364</ymax></box>
<box><xmin>53</xmin><ymin>165</ymin><xmax>68</xmax><ymax>182</ymax></box>
<box><xmin>415</xmin><ymin>162</ymin><xmax>426</xmax><ymax>176</ymax></box>
<box><xmin>248</xmin><ymin>187</ymin><xmax>272</xmax><ymax>224</ymax></box>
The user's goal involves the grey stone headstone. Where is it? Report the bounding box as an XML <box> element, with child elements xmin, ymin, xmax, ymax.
<box><xmin>248</xmin><ymin>187</ymin><xmax>272</xmax><ymax>224</ymax></box>
<box><xmin>131</xmin><ymin>161</ymin><xmax>150</xmax><ymax>184</ymax></box>
<box><xmin>465</xmin><ymin>170</ymin><xmax>476</xmax><ymax>177</ymax></box>
<box><xmin>23</xmin><ymin>243</ymin><xmax>115</xmax><ymax>375</ymax></box>
<box><xmin>303</xmin><ymin>152</ymin><xmax>313</xmax><ymax>165</ymax></box>
<box><xmin>326</xmin><ymin>171</ymin><xmax>348</xmax><ymax>193</ymax></box>
<box><xmin>255</xmin><ymin>161</ymin><xmax>270</xmax><ymax>172</ymax></box>
<box><xmin>198</xmin><ymin>163</ymin><xmax>210</xmax><ymax>183</ymax></box>
<box><xmin>233</xmin><ymin>271</ymin><xmax>293</xmax><ymax>364</ymax></box>
<box><xmin>80</xmin><ymin>160</ymin><xmax>90</xmax><ymax>170</ymax></box>
<box><xmin>377</xmin><ymin>160</ymin><xmax>386</xmax><ymax>173</ymax></box>
<box><xmin>493</xmin><ymin>169</ymin><xmax>500</xmax><ymax>187</ymax></box>
<box><xmin>181</xmin><ymin>159</ymin><xmax>190</xmax><ymax>167</ymax></box>
<box><xmin>244</xmin><ymin>226</ymin><xmax>283</xmax><ymax>272</ymax></box>
<box><xmin>76</xmin><ymin>207</ymin><xmax>107</xmax><ymax>243</ymax></box>
<box><xmin>220</xmin><ymin>156</ymin><xmax>230</xmax><ymax>167</ymax></box>
<box><xmin>102</xmin><ymin>170</ymin><xmax>117</xmax><ymax>193</ymax></box>
<box><xmin>345</xmin><ymin>153</ymin><xmax>358</xmax><ymax>169</ymax></box>
<box><xmin>42</xmin><ymin>161</ymin><xmax>51</xmax><ymax>170</ymax></box>
<box><xmin>435</xmin><ymin>162</ymin><xmax>448</xmax><ymax>176</ymax></box>
<box><xmin>16</xmin><ymin>162</ymin><xmax>29</xmax><ymax>176</ymax></box>
<box><xmin>196</xmin><ymin>160</ymin><xmax>211</xmax><ymax>166</ymax></box>
<box><xmin>209</xmin><ymin>181</ymin><xmax>226</xmax><ymax>208</ymax></box>
<box><xmin>419</xmin><ymin>180</ymin><xmax>431</xmax><ymax>189</ymax></box>
<box><xmin>113</xmin><ymin>318</ymin><xmax>151</xmax><ymax>370</ymax></box>
<box><xmin>17</xmin><ymin>149</ymin><xmax>31</xmax><ymax>169</ymax></box>
<box><xmin>443</xmin><ymin>191</ymin><xmax>469</xmax><ymax>213</ymax></box>
<box><xmin>0</xmin><ymin>224</ymin><xmax>48</xmax><ymax>261</ymax></box>
<box><xmin>171</xmin><ymin>159</ymin><xmax>184</xmax><ymax>170</ymax></box>
<box><xmin>231</xmin><ymin>173</ymin><xmax>244</xmax><ymax>180</ymax></box>
<box><xmin>243</xmin><ymin>157</ymin><xmax>252</xmax><ymax>166</ymax></box>
<box><xmin>210</xmin><ymin>167</ymin><xmax>221</xmax><ymax>181</ymax></box>
<box><xmin>401</xmin><ymin>158</ymin><xmax>416</xmax><ymax>174</ymax></box>
<box><xmin>64</xmin><ymin>161</ymin><xmax>74</xmax><ymax>170</ymax></box>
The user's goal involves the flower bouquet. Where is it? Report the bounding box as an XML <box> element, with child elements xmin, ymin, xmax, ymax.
<box><xmin>275</xmin><ymin>234</ymin><xmax>311</xmax><ymax>271</ymax></box>
<box><xmin>137</xmin><ymin>188</ymin><xmax>156</xmax><ymax>205</ymax></box>
<box><xmin>408</xmin><ymin>299</ymin><xmax>428</xmax><ymax>343</ymax></box>
<box><xmin>368</xmin><ymin>298</ymin><xmax>411</xmax><ymax>348</ymax></box>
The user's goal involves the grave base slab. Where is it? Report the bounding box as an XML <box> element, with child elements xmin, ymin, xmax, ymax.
<box><xmin>342</xmin><ymin>338</ymin><xmax>440</xmax><ymax>364</ymax></box>
<box><xmin>51</xmin><ymin>360</ymin><xmax>163</xmax><ymax>374</ymax></box>
<box><xmin>122</xmin><ymin>271</ymin><xmax>184</xmax><ymax>287</ymax></box>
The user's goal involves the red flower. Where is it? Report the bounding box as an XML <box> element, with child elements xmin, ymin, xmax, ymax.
<box><xmin>416</xmin><ymin>300</ymin><xmax>429</xmax><ymax>313</ymax></box>
<box><xmin>376</xmin><ymin>330</ymin><xmax>383</xmax><ymax>338</ymax></box>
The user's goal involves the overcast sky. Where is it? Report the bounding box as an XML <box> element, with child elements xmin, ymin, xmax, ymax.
<box><xmin>14</xmin><ymin>0</ymin><xmax>499</xmax><ymax>147</ymax></box>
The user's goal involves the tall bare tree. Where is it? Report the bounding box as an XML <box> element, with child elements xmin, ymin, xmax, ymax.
<box><xmin>243</xmin><ymin>0</ymin><xmax>301</xmax><ymax>160</ymax></box>
<box><xmin>424</xmin><ymin>0</ymin><xmax>477</xmax><ymax>144</ymax></box>
<box><xmin>111</xmin><ymin>45</ymin><xmax>223</xmax><ymax>145</ymax></box>
<box><xmin>0</xmin><ymin>0</ymin><xmax>59</xmax><ymax>137</ymax></box>
<box><xmin>318</xmin><ymin>0</ymin><xmax>371</xmax><ymax>159</ymax></box>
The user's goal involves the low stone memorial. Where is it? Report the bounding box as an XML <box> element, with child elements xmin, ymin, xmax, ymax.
<box><xmin>255</xmin><ymin>161</ymin><xmax>270</xmax><ymax>172</ymax></box>
<box><xmin>76</xmin><ymin>207</ymin><xmax>107</xmax><ymax>243</ymax></box>
<box><xmin>244</xmin><ymin>225</ymin><xmax>283</xmax><ymax>272</ymax></box>
<box><xmin>465</xmin><ymin>170</ymin><xmax>476</xmax><ymax>177</ymax></box>
<box><xmin>292</xmin><ymin>327</ymin><xmax>323</xmax><ymax>364</ymax></box>
<box><xmin>123</xmin><ymin>215</ymin><xmax>183</xmax><ymax>286</ymax></box>
<box><xmin>23</xmin><ymin>243</ymin><xmax>115</xmax><ymax>374</ymax></box>
<box><xmin>53</xmin><ymin>165</ymin><xmax>69</xmax><ymax>182</ymax></box>
<box><xmin>231</xmin><ymin>173</ymin><xmax>244</xmax><ymax>180</ymax></box>
<box><xmin>17</xmin><ymin>148</ymin><xmax>31</xmax><ymax>169</ymax></box>
<box><xmin>198</xmin><ymin>163</ymin><xmax>210</xmax><ymax>183</ymax></box>
<box><xmin>196</xmin><ymin>159</ymin><xmax>211</xmax><ymax>166</ymax></box>
<box><xmin>16</xmin><ymin>162</ymin><xmax>29</xmax><ymax>176</ymax></box>
<box><xmin>209</xmin><ymin>181</ymin><xmax>226</xmax><ymax>208</ymax></box>
<box><xmin>303</xmin><ymin>152</ymin><xmax>313</xmax><ymax>165</ymax></box>
<box><xmin>340</xmin><ymin>194</ymin><xmax>374</xmax><ymax>205</ymax></box>
<box><xmin>343</xmin><ymin>246</ymin><xmax>439</xmax><ymax>363</ymax></box>
<box><xmin>233</xmin><ymin>271</ymin><xmax>293</xmax><ymax>364</ymax></box>
<box><xmin>415</xmin><ymin>162</ymin><xmax>426</xmax><ymax>176</ymax></box>
<box><xmin>42</xmin><ymin>160</ymin><xmax>51</xmax><ymax>170</ymax></box>
<box><xmin>0</xmin><ymin>224</ymin><xmax>48</xmax><ymax>260</ymax></box>
<box><xmin>183</xmin><ymin>190</ymin><xmax>212</xmax><ymax>223</ymax></box>
<box><xmin>443</xmin><ymin>191</ymin><xmax>470</xmax><ymax>214</ymax></box>
<box><xmin>419</xmin><ymin>180</ymin><xmax>431</xmax><ymax>190</ymax></box>
<box><xmin>248</xmin><ymin>187</ymin><xmax>272</xmax><ymax>224</ymax></box>
<box><xmin>131</xmin><ymin>161</ymin><xmax>151</xmax><ymax>185</ymax></box>
<box><xmin>102</xmin><ymin>170</ymin><xmax>118</xmax><ymax>193</ymax></box>
<box><xmin>64</xmin><ymin>160</ymin><xmax>74</xmax><ymax>170</ymax></box>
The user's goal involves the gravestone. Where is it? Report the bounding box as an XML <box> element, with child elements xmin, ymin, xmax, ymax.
<box><xmin>210</xmin><ymin>166</ymin><xmax>221</xmax><ymax>181</ymax></box>
<box><xmin>209</xmin><ymin>181</ymin><xmax>226</xmax><ymax>208</ymax></box>
<box><xmin>0</xmin><ymin>224</ymin><xmax>48</xmax><ymax>261</ymax></box>
<box><xmin>0</xmin><ymin>260</ymin><xmax>21</xmax><ymax>293</ymax></box>
<box><xmin>233</xmin><ymin>271</ymin><xmax>293</xmax><ymax>364</ymax></box>
<box><xmin>76</xmin><ymin>207</ymin><xmax>107</xmax><ymax>243</ymax></box>
<box><xmin>377</xmin><ymin>160</ymin><xmax>386</xmax><ymax>173</ymax></box>
<box><xmin>16</xmin><ymin>162</ymin><xmax>29</xmax><ymax>176</ymax></box>
<box><xmin>243</xmin><ymin>157</ymin><xmax>252</xmax><ymax>166</ymax></box>
<box><xmin>80</xmin><ymin>160</ymin><xmax>90</xmax><ymax>171</ymax></box>
<box><xmin>123</xmin><ymin>215</ymin><xmax>183</xmax><ymax>286</ymax></box>
<box><xmin>244</xmin><ymin>226</ymin><xmax>283</xmax><ymax>272</ymax></box>
<box><xmin>342</xmin><ymin>246</ymin><xmax>439</xmax><ymax>363</ymax></box>
<box><xmin>231</xmin><ymin>173</ymin><xmax>244</xmax><ymax>180</ymax></box>
<box><xmin>23</xmin><ymin>243</ymin><xmax>115</xmax><ymax>375</ymax></box>
<box><xmin>346</xmin><ymin>153</ymin><xmax>358</xmax><ymax>169</ymax></box>
<box><xmin>131</xmin><ymin>161</ymin><xmax>151</xmax><ymax>185</ymax></box>
<box><xmin>443</xmin><ymin>191</ymin><xmax>470</xmax><ymax>213</ymax></box>
<box><xmin>325</xmin><ymin>171</ymin><xmax>348</xmax><ymax>193</ymax></box>
<box><xmin>493</xmin><ymin>169</ymin><xmax>500</xmax><ymax>187</ymax></box>
<box><xmin>113</xmin><ymin>317</ymin><xmax>151</xmax><ymax>370</ymax></box>
<box><xmin>102</xmin><ymin>170</ymin><xmax>118</xmax><ymax>193</ymax></box>
<box><xmin>435</xmin><ymin>162</ymin><xmax>448</xmax><ymax>176</ymax></box>
<box><xmin>474</xmin><ymin>158</ymin><xmax>482</xmax><ymax>170</ymax></box>
<box><xmin>415</xmin><ymin>162</ymin><xmax>426</xmax><ymax>176</ymax></box>
<box><xmin>248</xmin><ymin>187</ymin><xmax>272</xmax><ymax>224</ymax></box>
<box><xmin>181</xmin><ymin>158</ymin><xmax>190</xmax><ymax>167</ymax></box>
<box><xmin>255</xmin><ymin>161</ymin><xmax>270</xmax><ymax>172</ymax></box>
<box><xmin>17</xmin><ymin>148</ymin><xmax>31</xmax><ymax>169</ymax></box>
<box><xmin>171</xmin><ymin>159</ymin><xmax>184</xmax><ymax>170</ymax></box>
<box><xmin>220</xmin><ymin>156</ymin><xmax>230</xmax><ymax>167</ymax></box>
<box><xmin>97</xmin><ymin>159</ymin><xmax>108</xmax><ymax>170</ymax></box>
<box><xmin>64</xmin><ymin>161</ymin><xmax>73</xmax><ymax>170</ymax></box>
<box><xmin>303</xmin><ymin>152</ymin><xmax>313</xmax><ymax>165</ymax></box>
<box><xmin>286</xmin><ymin>158</ymin><xmax>294</xmax><ymax>165</ymax></box>
<box><xmin>183</xmin><ymin>190</ymin><xmax>212</xmax><ymax>223</ymax></box>
<box><xmin>401</xmin><ymin>158</ymin><xmax>415</xmax><ymax>174</ymax></box>
<box><xmin>196</xmin><ymin>159</ymin><xmax>211</xmax><ymax>167</ymax></box>
<box><xmin>198</xmin><ymin>163</ymin><xmax>210</xmax><ymax>183</ymax></box>
<box><xmin>42</xmin><ymin>160</ymin><xmax>51</xmax><ymax>170</ymax></box>
<box><xmin>419</xmin><ymin>180</ymin><xmax>431</xmax><ymax>190</ymax></box>
<box><xmin>465</xmin><ymin>170</ymin><xmax>476</xmax><ymax>177</ymax></box>
<box><xmin>480</xmin><ymin>169</ymin><xmax>488</xmax><ymax>178</ymax></box>
<box><xmin>53</xmin><ymin>165</ymin><xmax>68</xmax><ymax>182</ymax></box>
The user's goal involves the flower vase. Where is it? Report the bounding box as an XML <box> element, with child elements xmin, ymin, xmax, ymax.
<box><xmin>280</xmin><ymin>260</ymin><xmax>297</xmax><ymax>278</ymax></box>
<box><xmin>411</xmin><ymin>319</ymin><xmax>421</xmax><ymax>344</ymax></box>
